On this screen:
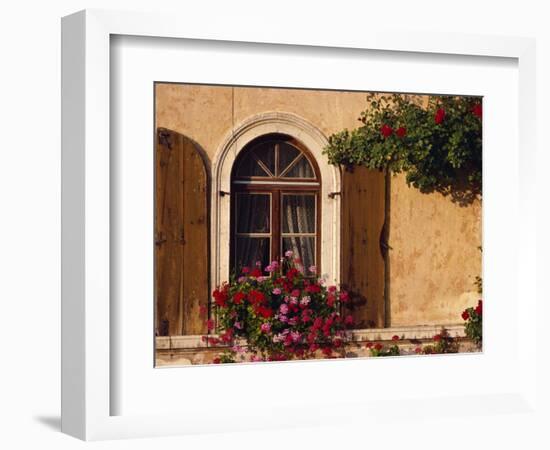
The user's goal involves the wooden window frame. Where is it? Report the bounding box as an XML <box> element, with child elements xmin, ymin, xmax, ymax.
<box><xmin>230</xmin><ymin>135</ymin><xmax>322</xmax><ymax>275</ymax></box>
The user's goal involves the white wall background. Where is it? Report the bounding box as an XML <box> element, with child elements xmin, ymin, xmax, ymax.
<box><xmin>0</xmin><ymin>1</ymin><xmax>548</xmax><ymax>448</ymax></box>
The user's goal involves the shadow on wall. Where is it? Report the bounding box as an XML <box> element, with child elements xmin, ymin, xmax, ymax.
<box><xmin>419</xmin><ymin>172</ymin><xmax>482</xmax><ymax>208</ymax></box>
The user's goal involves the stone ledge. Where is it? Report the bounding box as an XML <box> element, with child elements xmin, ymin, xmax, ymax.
<box><xmin>156</xmin><ymin>324</ymin><xmax>465</xmax><ymax>350</ymax></box>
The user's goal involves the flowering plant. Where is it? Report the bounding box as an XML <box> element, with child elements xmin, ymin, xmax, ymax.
<box><xmin>323</xmin><ymin>94</ymin><xmax>482</xmax><ymax>199</ymax></box>
<box><xmin>205</xmin><ymin>252</ymin><xmax>354</xmax><ymax>363</ymax></box>
<box><xmin>366</xmin><ymin>335</ymin><xmax>401</xmax><ymax>357</ymax></box>
<box><xmin>462</xmin><ymin>299</ymin><xmax>482</xmax><ymax>346</ymax></box>
<box><xmin>417</xmin><ymin>328</ymin><xmax>459</xmax><ymax>355</ymax></box>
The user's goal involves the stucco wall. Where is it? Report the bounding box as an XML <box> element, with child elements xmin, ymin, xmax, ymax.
<box><xmin>155</xmin><ymin>83</ymin><xmax>482</xmax><ymax>327</ymax></box>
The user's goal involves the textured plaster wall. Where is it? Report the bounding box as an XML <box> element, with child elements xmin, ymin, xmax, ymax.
<box><xmin>155</xmin><ymin>83</ymin><xmax>482</xmax><ymax>327</ymax></box>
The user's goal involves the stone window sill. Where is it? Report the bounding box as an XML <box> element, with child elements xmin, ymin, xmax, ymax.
<box><xmin>156</xmin><ymin>324</ymin><xmax>465</xmax><ymax>350</ymax></box>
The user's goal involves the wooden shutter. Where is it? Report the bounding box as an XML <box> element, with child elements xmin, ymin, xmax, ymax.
<box><xmin>341</xmin><ymin>166</ymin><xmax>387</xmax><ymax>328</ymax></box>
<box><xmin>155</xmin><ymin>128</ymin><xmax>209</xmax><ymax>336</ymax></box>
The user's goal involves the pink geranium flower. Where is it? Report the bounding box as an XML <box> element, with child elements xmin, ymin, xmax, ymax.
<box><xmin>291</xmin><ymin>331</ymin><xmax>301</xmax><ymax>343</ymax></box>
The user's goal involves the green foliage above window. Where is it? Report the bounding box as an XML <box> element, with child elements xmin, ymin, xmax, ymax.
<box><xmin>323</xmin><ymin>94</ymin><xmax>482</xmax><ymax>201</ymax></box>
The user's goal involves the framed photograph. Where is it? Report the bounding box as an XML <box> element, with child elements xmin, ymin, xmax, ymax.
<box><xmin>153</xmin><ymin>83</ymin><xmax>483</xmax><ymax>367</ymax></box>
<box><xmin>62</xmin><ymin>9</ymin><xmax>537</xmax><ymax>441</ymax></box>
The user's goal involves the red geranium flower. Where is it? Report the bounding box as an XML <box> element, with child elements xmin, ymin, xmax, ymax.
<box><xmin>472</xmin><ymin>104</ymin><xmax>482</xmax><ymax>118</ymax></box>
<box><xmin>461</xmin><ymin>310</ymin><xmax>470</xmax><ymax>321</ymax></box>
<box><xmin>433</xmin><ymin>334</ymin><xmax>442</xmax><ymax>342</ymax></box>
<box><xmin>286</xmin><ymin>268</ymin><xmax>299</xmax><ymax>281</ymax></box>
<box><xmin>396</xmin><ymin>127</ymin><xmax>407</xmax><ymax>138</ymax></box>
<box><xmin>415</xmin><ymin>347</ymin><xmax>422</xmax><ymax>354</ymax></box>
<box><xmin>392</xmin><ymin>335</ymin><xmax>400</xmax><ymax>341</ymax></box>
<box><xmin>213</xmin><ymin>288</ymin><xmax>228</xmax><ymax>307</ymax></box>
<box><xmin>344</xmin><ymin>315</ymin><xmax>354</xmax><ymax>326</ymax></box>
<box><xmin>339</xmin><ymin>291</ymin><xmax>349</xmax><ymax>303</ymax></box>
<box><xmin>312</xmin><ymin>317</ymin><xmax>323</xmax><ymax>330</ymax></box>
<box><xmin>380</xmin><ymin>124</ymin><xmax>393</xmax><ymax>138</ymax></box>
<box><xmin>212</xmin><ymin>357</ymin><xmax>221</xmax><ymax>364</ymax></box>
<box><xmin>374</xmin><ymin>343</ymin><xmax>383</xmax><ymax>351</ymax></box>
<box><xmin>220</xmin><ymin>329</ymin><xmax>234</xmax><ymax>343</ymax></box>
<box><xmin>256</xmin><ymin>306</ymin><xmax>273</xmax><ymax>319</ymax></box>
<box><xmin>475</xmin><ymin>300</ymin><xmax>482</xmax><ymax>315</ymax></box>
<box><xmin>208</xmin><ymin>337</ymin><xmax>219</xmax><ymax>346</ymax></box>
<box><xmin>434</xmin><ymin>108</ymin><xmax>446</xmax><ymax>124</ymax></box>
<box><xmin>248</xmin><ymin>289</ymin><xmax>265</xmax><ymax>305</ymax></box>
<box><xmin>250</xmin><ymin>268</ymin><xmax>262</xmax><ymax>278</ymax></box>
<box><xmin>206</xmin><ymin>319</ymin><xmax>215</xmax><ymax>331</ymax></box>
<box><xmin>233</xmin><ymin>291</ymin><xmax>246</xmax><ymax>304</ymax></box>
<box><xmin>306</xmin><ymin>284</ymin><xmax>321</xmax><ymax>294</ymax></box>
<box><xmin>366</xmin><ymin>342</ymin><xmax>373</xmax><ymax>349</ymax></box>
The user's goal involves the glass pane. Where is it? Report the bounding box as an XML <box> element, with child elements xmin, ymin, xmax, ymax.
<box><xmin>235</xmin><ymin>237</ymin><xmax>270</xmax><ymax>272</ymax></box>
<box><xmin>278</xmin><ymin>142</ymin><xmax>300</xmax><ymax>175</ymax></box>
<box><xmin>282</xmin><ymin>194</ymin><xmax>316</xmax><ymax>233</ymax></box>
<box><xmin>254</xmin><ymin>143</ymin><xmax>275</xmax><ymax>175</ymax></box>
<box><xmin>282</xmin><ymin>155</ymin><xmax>315</xmax><ymax>178</ymax></box>
<box><xmin>236</xmin><ymin>194</ymin><xmax>270</xmax><ymax>233</ymax></box>
<box><xmin>282</xmin><ymin>237</ymin><xmax>315</xmax><ymax>273</ymax></box>
<box><xmin>235</xmin><ymin>152</ymin><xmax>269</xmax><ymax>177</ymax></box>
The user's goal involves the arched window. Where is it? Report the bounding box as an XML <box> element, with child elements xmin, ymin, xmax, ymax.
<box><xmin>230</xmin><ymin>134</ymin><xmax>321</xmax><ymax>274</ymax></box>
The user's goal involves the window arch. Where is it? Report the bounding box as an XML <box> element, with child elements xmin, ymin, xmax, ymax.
<box><xmin>230</xmin><ymin>134</ymin><xmax>321</xmax><ymax>274</ymax></box>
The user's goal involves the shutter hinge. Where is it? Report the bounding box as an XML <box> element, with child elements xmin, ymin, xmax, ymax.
<box><xmin>328</xmin><ymin>191</ymin><xmax>341</xmax><ymax>199</ymax></box>
<box><xmin>155</xmin><ymin>231</ymin><xmax>167</xmax><ymax>246</ymax></box>
<box><xmin>158</xmin><ymin>129</ymin><xmax>172</xmax><ymax>149</ymax></box>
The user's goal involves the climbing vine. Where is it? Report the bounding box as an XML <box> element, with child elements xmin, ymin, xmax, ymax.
<box><xmin>323</xmin><ymin>93</ymin><xmax>482</xmax><ymax>199</ymax></box>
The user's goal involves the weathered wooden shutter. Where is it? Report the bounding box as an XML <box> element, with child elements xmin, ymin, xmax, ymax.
<box><xmin>341</xmin><ymin>166</ymin><xmax>387</xmax><ymax>328</ymax></box>
<box><xmin>155</xmin><ymin>128</ymin><xmax>209</xmax><ymax>336</ymax></box>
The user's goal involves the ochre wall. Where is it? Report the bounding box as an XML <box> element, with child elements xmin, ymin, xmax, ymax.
<box><xmin>155</xmin><ymin>83</ymin><xmax>482</xmax><ymax>327</ymax></box>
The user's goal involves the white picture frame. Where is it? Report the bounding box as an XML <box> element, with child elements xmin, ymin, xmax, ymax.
<box><xmin>61</xmin><ymin>9</ymin><xmax>538</xmax><ymax>441</ymax></box>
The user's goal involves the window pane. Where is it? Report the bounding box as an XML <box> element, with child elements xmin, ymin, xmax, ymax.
<box><xmin>236</xmin><ymin>194</ymin><xmax>270</xmax><ymax>233</ymax></box>
<box><xmin>282</xmin><ymin>155</ymin><xmax>315</xmax><ymax>178</ymax></box>
<box><xmin>235</xmin><ymin>152</ymin><xmax>270</xmax><ymax>177</ymax></box>
<box><xmin>282</xmin><ymin>237</ymin><xmax>315</xmax><ymax>272</ymax></box>
<box><xmin>282</xmin><ymin>194</ymin><xmax>316</xmax><ymax>233</ymax></box>
<box><xmin>278</xmin><ymin>142</ymin><xmax>300</xmax><ymax>175</ymax></box>
<box><xmin>235</xmin><ymin>237</ymin><xmax>270</xmax><ymax>272</ymax></box>
<box><xmin>254</xmin><ymin>143</ymin><xmax>276</xmax><ymax>175</ymax></box>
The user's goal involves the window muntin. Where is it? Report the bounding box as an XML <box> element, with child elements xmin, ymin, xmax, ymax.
<box><xmin>233</xmin><ymin>138</ymin><xmax>317</xmax><ymax>181</ymax></box>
